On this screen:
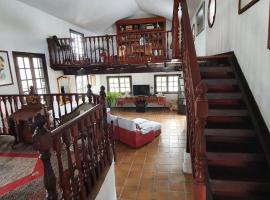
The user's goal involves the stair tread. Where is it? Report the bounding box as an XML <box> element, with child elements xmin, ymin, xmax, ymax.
<box><xmin>208</xmin><ymin>109</ymin><xmax>249</xmax><ymax>117</ymax></box>
<box><xmin>205</xmin><ymin>129</ymin><xmax>255</xmax><ymax>137</ymax></box>
<box><xmin>203</xmin><ymin>79</ymin><xmax>237</xmax><ymax>84</ymax></box>
<box><xmin>207</xmin><ymin>152</ymin><xmax>265</xmax><ymax>161</ymax></box>
<box><xmin>210</xmin><ymin>179</ymin><xmax>270</xmax><ymax>191</ymax></box>
<box><xmin>207</xmin><ymin>93</ymin><xmax>242</xmax><ymax>99</ymax></box>
<box><xmin>208</xmin><ymin>165</ymin><xmax>270</xmax><ymax>182</ymax></box>
<box><xmin>213</xmin><ymin>195</ymin><xmax>270</xmax><ymax>200</ymax></box>
<box><xmin>200</xmin><ymin>66</ymin><xmax>233</xmax><ymax>72</ymax></box>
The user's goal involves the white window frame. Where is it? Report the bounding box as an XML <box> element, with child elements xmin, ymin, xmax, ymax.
<box><xmin>107</xmin><ymin>76</ymin><xmax>132</xmax><ymax>93</ymax></box>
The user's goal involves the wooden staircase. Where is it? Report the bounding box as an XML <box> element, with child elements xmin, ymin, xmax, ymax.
<box><xmin>199</xmin><ymin>56</ymin><xmax>270</xmax><ymax>200</ymax></box>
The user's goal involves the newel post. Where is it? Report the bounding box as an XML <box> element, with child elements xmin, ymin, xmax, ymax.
<box><xmin>32</xmin><ymin>114</ymin><xmax>58</xmax><ymax>200</ymax></box>
<box><xmin>99</xmin><ymin>85</ymin><xmax>107</xmax><ymax>116</ymax></box>
<box><xmin>194</xmin><ymin>82</ymin><xmax>208</xmax><ymax>200</ymax></box>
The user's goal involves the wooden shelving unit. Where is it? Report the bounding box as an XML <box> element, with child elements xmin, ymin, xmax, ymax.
<box><xmin>115</xmin><ymin>17</ymin><xmax>167</xmax><ymax>63</ymax></box>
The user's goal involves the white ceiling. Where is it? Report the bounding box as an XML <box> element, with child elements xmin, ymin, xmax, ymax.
<box><xmin>17</xmin><ymin>0</ymin><xmax>200</xmax><ymax>33</ymax></box>
<box><xmin>17</xmin><ymin>0</ymin><xmax>176</xmax><ymax>34</ymax></box>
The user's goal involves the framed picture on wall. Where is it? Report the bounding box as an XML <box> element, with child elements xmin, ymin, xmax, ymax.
<box><xmin>0</xmin><ymin>51</ymin><xmax>13</xmax><ymax>86</ymax></box>
<box><xmin>238</xmin><ymin>0</ymin><xmax>259</xmax><ymax>14</ymax></box>
<box><xmin>196</xmin><ymin>2</ymin><xmax>205</xmax><ymax>36</ymax></box>
<box><xmin>89</xmin><ymin>75</ymin><xmax>96</xmax><ymax>86</ymax></box>
<box><xmin>57</xmin><ymin>76</ymin><xmax>71</xmax><ymax>94</ymax></box>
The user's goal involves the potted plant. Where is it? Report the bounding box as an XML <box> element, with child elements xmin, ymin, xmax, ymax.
<box><xmin>106</xmin><ymin>92</ymin><xmax>122</xmax><ymax>108</ymax></box>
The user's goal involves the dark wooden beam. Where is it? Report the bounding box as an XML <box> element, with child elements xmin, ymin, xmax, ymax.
<box><xmin>61</xmin><ymin>62</ymin><xmax>182</xmax><ymax>75</ymax></box>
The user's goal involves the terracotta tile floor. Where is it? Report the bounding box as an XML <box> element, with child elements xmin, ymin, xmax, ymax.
<box><xmin>111</xmin><ymin>108</ymin><xmax>194</xmax><ymax>200</ymax></box>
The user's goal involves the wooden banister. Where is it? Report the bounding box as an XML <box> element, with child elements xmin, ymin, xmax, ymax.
<box><xmin>179</xmin><ymin>0</ymin><xmax>209</xmax><ymax>199</ymax></box>
<box><xmin>32</xmin><ymin>87</ymin><xmax>115</xmax><ymax>200</ymax></box>
<box><xmin>47</xmin><ymin>30</ymin><xmax>173</xmax><ymax>68</ymax></box>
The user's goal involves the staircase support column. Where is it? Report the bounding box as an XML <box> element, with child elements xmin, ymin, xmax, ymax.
<box><xmin>194</xmin><ymin>82</ymin><xmax>208</xmax><ymax>200</ymax></box>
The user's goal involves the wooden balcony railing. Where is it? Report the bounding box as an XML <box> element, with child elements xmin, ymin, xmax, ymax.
<box><xmin>47</xmin><ymin>31</ymin><xmax>173</xmax><ymax>68</ymax></box>
<box><xmin>0</xmin><ymin>92</ymin><xmax>100</xmax><ymax>138</ymax></box>
<box><xmin>179</xmin><ymin>0</ymin><xmax>209</xmax><ymax>200</ymax></box>
<box><xmin>32</xmin><ymin>89</ymin><xmax>115</xmax><ymax>199</ymax></box>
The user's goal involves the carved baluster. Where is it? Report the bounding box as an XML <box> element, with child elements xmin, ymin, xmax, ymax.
<box><xmin>70</xmin><ymin>124</ymin><xmax>87</xmax><ymax>200</ymax></box>
<box><xmin>32</xmin><ymin>114</ymin><xmax>58</xmax><ymax>200</ymax></box>
<box><xmin>111</xmin><ymin>36</ymin><xmax>115</xmax><ymax>63</ymax></box>
<box><xmin>2</xmin><ymin>97</ymin><xmax>9</xmax><ymax>119</ymax></box>
<box><xmin>70</xmin><ymin>95</ymin><xmax>73</xmax><ymax>111</ymax></box>
<box><xmin>50</xmin><ymin>95</ymin><xmax>56</xmax><ymax>128</ymax></box>
<box><xmin>93</xmin><ymin>37</ymin><xmax>97</xmax><ymax>63</ymax></box>
<box><xmin>194</xmin><ymin>82</ymin><xmax>208</xmax><ymax>200</ymax></box>
<box><xmin>52</xmin><ymin>137</ymin><xmax>66</xmax><ymax>199</ymax></box>
<box><xmin>62</xmin><ymin>129</ymin><xmax>78</xmax><ymax>199</ymax></box>
<box><xmin>89</xmin><ymin>38</ymin><xmax>93</xmax><ymax>64</ymax></box>
<box><xmin>7</xmin><ymin>96</ymin><xmax>14</xmax><ymax>115</ymax></box>
<box><xmin>78</xmin><ymin>119</ymin><xmax>91</xmax><ymax>194</ymax></box>
<box><xmin>0</xmin><ymin>98</ymin><xmax>6</xmax><ymax>134</ymax></box>
<box><xmin>56</xmin><ymin>95</ymin><xmax>62</xmax><ymax>121</ymax></box>
<box><xmin>82</xmin><ymin>94</ymin><xmax>86</xmax><ymax>104</ymax></box>
<box><xmin>172</xmin><ymin>0</ymin><xmax>180</xmax><ymax>59</ymax></box>
<box><xmin>86</xmin><ymin>116</ymin><xmax>97</xmax><ymax>185</ymax></box>
<box><xmin>91</xmin><ymin>113</ymin><xmax>101</xmax><ymax>179</ymax></box>
<box><xmin>62</xmin><ymin>94</ymin><xmax>67</xmax><ymax>115</ymax></box>
<box><xmin>99</xmin><ymin>86</ymin><xmax>107</xmax><ymax>116</ymax></box>
<box><xmin>13</xmin><ymin>96</ymin><xmax>18</xmax><ymax>112</ymax></box>
<box><xmin>74</xmin><ymin>94</ymin><xmax>78</xmax><ymax>108</ymax></box>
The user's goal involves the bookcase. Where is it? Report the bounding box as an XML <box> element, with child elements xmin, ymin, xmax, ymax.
<box><xmin>115</xmin><ymin>17</ymin><xmax>167</xmax><ymax>63</ymax></box>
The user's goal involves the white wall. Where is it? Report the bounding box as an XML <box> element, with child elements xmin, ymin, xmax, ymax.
<box><xmin>0</xmin><ymin>0</ymin><xmax>95</xmax><ymax>94</ymax></box>
<box><xmin>95</xmin><ymin>162</ymin><xmax>117</xmax><ymax>200</ymax></box>
<box><xmin>191</xmin><ymin>0</ymin><xmax>270</xmax><ymax>129</ymax></box>
<box><xmin>99</xmin><ymin>72</ymin><xmax>180</xmax><ymax>106</ymax></box>
<box><xmin>190</xmin><ymin>0</ymin><xmax>207</xmax><ymax>56</ymax></box>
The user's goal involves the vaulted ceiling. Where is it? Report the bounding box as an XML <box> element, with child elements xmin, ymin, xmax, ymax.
<box><xmin>17</xmin><ymin>0</ymin><xmax>199</xmax><ymax>34</ymax></box>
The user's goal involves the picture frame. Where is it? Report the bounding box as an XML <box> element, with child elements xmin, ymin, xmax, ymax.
<box><xmin>196</xmin><ymin>2</ymin><xmax>205</xmax><ymax>36</ymax></box>
<box><xmin>57</xmin><ymin>76</ymin><xmax>71</xmax><ymax>104</ymax></box>
<box><xmin>238</xmin><ymin>0</ymin><xmax>259</xmax><ymax>14</ymax></box>
<box><xmin>0</xmin><ymin>51</ymin><xmax>13</xmax><ymax>86</ymax></box>
<box><xmin>57</xmin><ymin>76</ymin><xmax>71</xmax><ymax>94</ymax></box>
<box><xmin>208</xmin><ymin>0</ymin><xmax>216</xmax><ymax>28</ymax></box>
<box><xmin>89</xmin><ymin>75</ymin><xmax>96</xmax><ymax>86</ymax></box>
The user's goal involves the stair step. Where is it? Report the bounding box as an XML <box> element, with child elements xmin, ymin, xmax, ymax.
<box><xmin>210</xmin><ymin>180</ymin><xmax>270</xmax><ymax>198</ymax></box>
<box><xmin>205</xmin><ymin>129</ymin><xmax>255</xmax><ymax>143</ymax></box>
<box><xmin>203</xmin><ymin>79</ymin><xmax>239</xmax><ymax>93</ymax></box>
<box><xmin>206</xmin><ymin>140</ymin><xmax>262</xmax><ymax>153</ymax></box>
<box><xmin>209</xmin><ymin>165</ymin><xmax>270</xmax><ymax>182</ymax></box>
<box><xmin>208</xmin><ymin>109</ymin><xmax>249</xmax><ymax>117</ymax></box>
<box><xmin>206</xmin><ymin>152</ymin><xmax>265</xmax><ymax>167</ymax></box>
<box><xmin>213</xmin><ymin>195</ymin><xmax>270</xmax><ymax>200</ymax></box>
<box><xmin>200</xmin><ymin>66</ymin><xmax>234</xmax><ymax>79</ymax></box>
<box><xmin>207</xmin><ymin>93</ymin><xmax>244</xmax><ymax>109</ymax></box>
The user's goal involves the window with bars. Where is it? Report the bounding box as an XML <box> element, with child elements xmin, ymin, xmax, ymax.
<box><xmin>107</xmin><ymin>76</ymin><xmax>131</xmax><ymax>93</ymax></box>
<box><xmin>13</xmin><ymin>52</ymin><xmax>50</xmax><ymax>94</ymax></box>
<box><xmin>70</xmin><ymin>29</ymin><xmax>84</xmax><ymax>60</ymax></box>
<box><xmin>76</xmin><ymin>75</ymin><xmax>89</xmax><ymax>93</ymax></box>
<box><xmin>155</xmin><ymin>75</ymin><xmax>179</xmax><ymax>93</ymax></box>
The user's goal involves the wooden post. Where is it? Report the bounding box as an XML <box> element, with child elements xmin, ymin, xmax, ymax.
<box><xmin>172</xmin><ymin>0</ymin><xmax>180</xmax><ymax>59</ymax></box>
<box><xmin>194</xmin><ymin>82</ymin><xmax>208</xmax><ymax>200</ymax></box>
<box><xmin>32</xmin><ymin>113</ymin><xmax>58</xmax><ymax>200</ymax></box>
<box><xmin>99</xmin><ymin>85</ymin><xmax>107</xmax><ymax>116</ymax></box>
<box><xmin>87</xmin><ymin>84</ymin><xmax>93</xmax><ymax>103</ymax></box>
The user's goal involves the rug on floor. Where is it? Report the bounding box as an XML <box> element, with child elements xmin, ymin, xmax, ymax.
<box><xmin>0</xmin><ymin>152</ymin><xmax>43</xmax><ymax>196</ymax></box>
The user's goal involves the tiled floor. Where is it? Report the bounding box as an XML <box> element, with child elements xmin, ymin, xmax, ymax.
<box><xmin>111</xmin><ymin>108</ymin><xmax>194</xmax><ymax>200</ymax></box>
